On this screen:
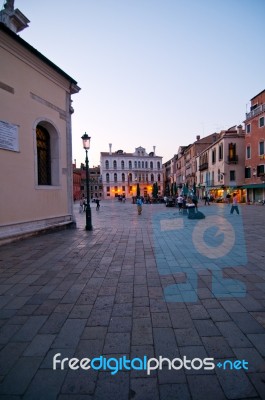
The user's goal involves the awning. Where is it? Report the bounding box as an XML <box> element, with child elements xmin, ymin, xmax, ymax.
<box><xmin>242</xmin><ymin>184</ymin><xmax>265</xmax><ymax>189</ymax></box>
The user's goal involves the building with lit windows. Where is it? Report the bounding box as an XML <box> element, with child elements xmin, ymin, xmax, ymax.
<box><xmin>243</xmin><ymin>89</ymin><xmax>265</xmax><ymax>202</ymax></box>
<box><xmin>100</xmin><ymin>144</ymin><xmax>163</xmax><ymax>199</ymax></box>
<box><xmin>196</xmin><ymin>126</ymin><xmax>246</xmax><ymax>201</ymax></box>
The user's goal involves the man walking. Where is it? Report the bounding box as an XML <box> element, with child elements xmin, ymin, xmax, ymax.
<box><xmin>230</xmin><ymin>193</ymin><xmax>239</xmax><ymax>214</ymax></box>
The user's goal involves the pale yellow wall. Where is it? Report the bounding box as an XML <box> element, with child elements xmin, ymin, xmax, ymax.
<box><xmin>0</xmin><ymin>32</ymin><xmax>72</xmax><ymax>226</ymax></box>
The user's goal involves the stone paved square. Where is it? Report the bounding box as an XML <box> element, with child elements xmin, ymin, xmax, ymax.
<box><xmin>0</xmin><ymin>200</ymin><xmax>265</xmax><ymax>399</ymax></box>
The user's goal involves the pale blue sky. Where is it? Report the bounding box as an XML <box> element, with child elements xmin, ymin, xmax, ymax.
<box><xmin>14</xmin><ymin>0</ymin><xmax>265</xmax><ymax>167</ymax></box>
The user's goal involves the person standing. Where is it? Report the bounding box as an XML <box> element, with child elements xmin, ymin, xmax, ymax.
<box><xmin>230</xmin><ymin>193</ymin><xmax>239</xmax><ymax>214</ymax></box>
<box><xmin>136</xmin><ymin>197</ymin><xmax>143</xmax><ymax>215</ymax></box>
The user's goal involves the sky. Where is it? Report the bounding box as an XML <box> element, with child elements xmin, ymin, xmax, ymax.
<box><xmin>13</xmin><ymin>0</ymin><xmax>265</xmax><ymax>167</ymax></box>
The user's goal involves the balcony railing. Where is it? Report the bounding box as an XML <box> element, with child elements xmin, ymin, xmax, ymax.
<box><xmin>227</xmin><ymin>155</ymin><xmax>238</xmax><ymax>164</ymax></box>
<box><xmin>199</xmin><ymin>162</ymin><xmax>208</xmax><ymax>171</ymax></box>
<box><xmin>245</xmin><ymin>103</ymin><xmax>265</xmax><ymax>120</ymax></box>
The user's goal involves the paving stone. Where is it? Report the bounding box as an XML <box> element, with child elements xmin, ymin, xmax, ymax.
<box><xmin>23</xmin><ymin>334</ymin><xmax>55</xmax><ymax>356</ymax></box>
<box><xmin>61</xmin><ymin>368</ymin><xmax>97</xmax><ymax>395</ymax></box>
<box><xmin>0</xmin><ymin>356</ymin><xmax>42</xmax><ymax>395</ymax></box>
<box><xmin>23</xmin><ymin>369</ymin><xmax>67</xmax><ymax>400</ymax></box>
<box><xmin>230</xmin><ymin>312</ymin><xmax>265</xmax><ymax>334</ymax></box>
<box><xmin>51</xmin><ymin>319</ymin><xmax>86</xmax><ymax>349</ymax></box>
<box><xmin>81</xmin><ymin>327</ymin><xmax>107</xmax><ymax>340</ymax></box>
<box><xmin>194</xmin><ymin>319</ymin><xmax>221</xmax><ymax>337</ymax></box>
<box><xmin>216</xmin><ymin>321</ymin><xmax>252</xmax><ymax>348</ymax></box>
<box><xmin>248</xmin><ymin>373</ymin><xmax>265</xmax><ymax>399</ymax></box>
<box><xmin>187</xmin><ymin>375</ymin><xmax>226</xmax><ymax>400</ymax></box>
<box><xmin>187</xmin><ymin>304</ymin><xmax>210</xmax><ymax>320</ymax></box>
<box><xmin>151</xmin><ymin>312</ymin><xmax>172</xmax><ymax>327</ymax></box>
<box><xmin>0</xmin><ymin>342</ymin><xmax>28</xmax><ymax>375</ymax></box>
<box><xmin>39</xmin><ymin>313</ymin><xmax>68</xmax><ymax>334</ymax></box>
<box><xmin>103</xmin><ymin>332</ymin><xmax>130</xmax><ymax>354</ymax></box>
<box><xmin>108</xmin><ymin>316</ymin><xmax>132</xmax><ymax>333</ymax></box>
<box><xmin>174</xmin><ymin>328</ymin><xmax>202</xmax><ymax>346</ymax></box>
<box><xmin>233</xmin><ymin>348</ymin><xmax>265</xmax><ymax>373</ymax></box>
<box><xmin>130</xmin><ymin>377</ymin><xmax>159</xmax><ymax>400</ymax></box>
<box><xmin>247</xmin><ymin>334</ymin><xmax>265</xmax><ymax>356</ymax></box>
<box><xmin>159</xmin><ymin>383</ymin><xmax>191</xmax><ymax>400</ymax></box>
<box><xmin>94</xmin><ymin>371</ymin><xmax>129</xmax><ymax>400</ymax></box>
<box><xmin>207</xmin><ymin>308</ymin><xmax>231</xmax><ymax>322</ymax></box>
<box><xmin>201</xmin><ymin>336</ymin><xmax>235</xmax><ymax>359</ymax></box>
<box><xmin>215</xmin><ymin>359</ymin><xmax>258</xmax><ymax>399</ymax></box>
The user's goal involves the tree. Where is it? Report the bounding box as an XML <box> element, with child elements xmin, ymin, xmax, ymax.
<box><xmin>152</xmin><ymin>182</ymin><xmax>158</xmax><ymax>198</ymax></box>
<box><xmin>136</xmin><ymin>183</ymin><xmax>140</xmax><ymax>197</ymax></box>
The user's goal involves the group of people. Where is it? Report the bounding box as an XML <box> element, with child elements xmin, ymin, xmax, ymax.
<box><xmin>176</xmin><ymin>193</ymin><xmax>198</xmax><ymax>213</ymax></box>
<box><xmin>79</xmin><ymin>198</ymin><xmax>100</xmax><ymax>212</ymax></box>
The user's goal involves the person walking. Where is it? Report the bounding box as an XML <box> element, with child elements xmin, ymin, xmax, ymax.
<box><xmin>177</xmin><ymin>194</ymin><xmax>183</xmax><ymax>213</ymax></box>
<box><xmin>136</xmin><ymin>197</ymin><xmax>143</xmax><ymax>215</ymax></box>
<box><xmin>230</xmin><ymin>193</ymin><xmax>239</xmax><ymax>214</ymax></box>
<box><xmin>204</xmin><ymin>193</ymin><xmax>210</xmax><ymax>206</ymax></box>
<box><xmin>95</xmin><ymin>199</ymin><xmax>100</xmax><ymax>211</ymax></box>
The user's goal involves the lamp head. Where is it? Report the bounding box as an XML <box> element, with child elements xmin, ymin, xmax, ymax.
<box><xmin>81</xmin><ymin>133</ymin><xmax>91</xmax><ymax>150</ymax></box>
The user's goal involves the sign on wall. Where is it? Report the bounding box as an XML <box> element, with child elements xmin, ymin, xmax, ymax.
<box><xmin>0</xmin><ymin>120</ymin><xmax>19</xmax><ymax>152</ymax></box>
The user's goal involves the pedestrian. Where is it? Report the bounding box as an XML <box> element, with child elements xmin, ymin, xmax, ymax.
<box><xmin>177</xmin><ymin>194</ymin><xmax>183</xmax><ymax>213</ymax></box>
<box><xmin>204</xmin><ymin>194</ymin><xmax>210</xmax><ymax>206</ymax></box>
<box><xmin>230</xmin><ymin>193</ymin><xmax>239</xmax><ymax>214</ymax></box>
<box><xmin>79</xmin><ymin>198</ymin><xmax>83</xmax><ymax>213</ymax></box>
<box><xmin>226</xmin><ymin>193</ymin><xmax>231</xmax><ymax>205</ymax></box>
<box><xmin>192</xmin><ymin>193</ymin><xmax>198</xmax><ymax>211</ymax></box>
<box><xmin>95</xmin><ymin>199</ymin><xmax>100</xmax><ymax>211</ymax></box>
<box><xmin>136</xmin><ymin>196</ymin><xmax>143</xmax><ymax>215</ymax></box>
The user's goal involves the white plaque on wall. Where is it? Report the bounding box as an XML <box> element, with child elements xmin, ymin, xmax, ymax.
<box><xmin>0</xmin><ymin>120</ymin><xmax>19</xmax><ymax>152</ymax></box>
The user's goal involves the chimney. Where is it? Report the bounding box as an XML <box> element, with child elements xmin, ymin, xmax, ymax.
<box><xmin>109</xmin><ymin>143</ymin><xmax>112</xmax><ymax>155</ymax></box>
<box><xmin>196</xmin><ymin>135</ymin><xmax>200</xmax><ymax>141</ymax></box>
<box><xmin>153</xmin><ymin>146</ymin><xmax>156</xmax><ymax>155</ymax></box>
<box><xmin>237</xmin><ymin>125</ymin><xmax>243</xmax><ymax>134</ymax></box>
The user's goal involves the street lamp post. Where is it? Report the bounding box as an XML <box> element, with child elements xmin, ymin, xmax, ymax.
<box><xmin>81</xmin><ymin>133</ymin><xmax>92</xmax><ymax>231</ymax></box>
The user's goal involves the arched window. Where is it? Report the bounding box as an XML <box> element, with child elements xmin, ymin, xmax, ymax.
<box><xmin>121</xmin><ymin>160</ymin><xmax>125</xmax><ymax>169</ymax></box>
<box><xmin>114</xmin><ymin>173</ymin><xmax>117</xmax><ymax>182</ymax></box>
<box><xmin>142</xmin><ymin>161</ymin><xmax>144</xmax><ymax>168</ymax></box>
<box><xmin>113</xmin><ymin>160</ymin><xmax>117</xmax><ymax>169</ymax></box>
<box><xmin>157</xmin><ymin>161</ymin><xmax>160</xmax><ymax>170</ymax></box>
<box><xmin>134</xmin><ymin>161</ymin><xmax>137</xmax><ymax>168</ymax></box>
<box><xmin>36</xmin><ymin>126</ymin><xmax>51</xmax><ymax>185</ymax></box>
<box><xmin>158</xmin><ymin>174</ymin><xmax>161</xmax><ymax>182</ymax></box>
<box><xmin>151</xmin><ymin>173</ymin><xmax>154</xmax><ymax>182</ymax></box>
<box><xmin>150</xmin><ymin>161</ymin><xmax>153</xmax><ymax>170</ymax></box>
<box><xmin>106</xmin><ymin>173</ymin><xmax>110</xmax><ymax>182</ymax></box>
<box><xmin>145</xmin><ymin>161</ymin><xmax>148</xmax><ymax>168</ymax></box>
<box><xmin>138</xmin><ymin>161</ymin><xmax>141</xmax><ymax>168</ymax></box>
<box><xmin>122</xmin><ymin>173</ymin><xmax>125</xmax><ymax>182</ymax></box>
<box><xmin>128</xmin><ymin>173</ymin><xmax>132</xmax><ymax>182</ymax></box>
<box><xmin>105</xmin><ymin>160</ymin><xmax>109</xmax><ymax>169</ymax></box>
<box><xmin>129</xmin><ymin>160</ymin><xmax>132</xmax><ymax>169</ymax></box>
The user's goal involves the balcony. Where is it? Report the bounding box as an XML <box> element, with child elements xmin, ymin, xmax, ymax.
<box><xmin>245</xmin><ymin>103</ymin><xmax>265</xmax><ymax>120</ymax></box>
<box><xmin>199</xmin><ymin>162</ymin><xmax>208</xmax><ymax>171</ymax></box>
<box><xmin>227</xmin><ymin>155</ymin><xmax>238</xmax><ymax>164</ymax></box>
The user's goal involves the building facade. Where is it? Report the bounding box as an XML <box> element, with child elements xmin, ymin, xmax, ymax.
<box><xmin>196</xmin><ymin>126</ymin><xmax>246</xmax><ymax>201</ymax></box>
<box><xmin>244</xmin><ymin>90</ymin><xmax>265</xmax><ymax>202</ymax></box>
<box><xmin>100</xmin><ymin>145</ymin><xmax>163</xmax><ymax>199</ymax></box>
<box><xmin>0</xmin><ymin>4</ymin><xmax>80</xmax><ymax>244</ymax></box>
